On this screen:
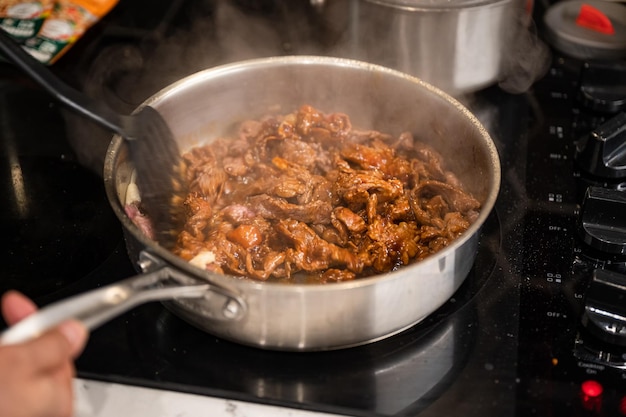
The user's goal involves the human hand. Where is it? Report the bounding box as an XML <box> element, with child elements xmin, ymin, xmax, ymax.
<box><xmin>0</xmin><ymin>291</ymin><xmax>89</xmax><ymax>417</ymax></box>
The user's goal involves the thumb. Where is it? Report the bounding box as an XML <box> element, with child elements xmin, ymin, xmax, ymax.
<box><xmin>57</xmin><ymin>320</ymin><xmax>89</xmax><ymax>358</ymax></box>
<box><xmin>19</xmin><ymin>321</ymin><xmax>88</xmax><ymax>372</ymax></box>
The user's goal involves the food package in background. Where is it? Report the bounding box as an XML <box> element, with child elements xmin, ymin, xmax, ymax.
<box><xmin>22</xmin><ymin>0</ymin><xmax>119</xmax><ymax>64</ymax></box>
<box><xmin>0</xmin><ymin>0</ymin><xmax>54</xmax><ymax>41</ymax></box>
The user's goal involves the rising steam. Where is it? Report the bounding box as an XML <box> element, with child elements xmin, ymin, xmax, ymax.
<box><xmin>68</xmin><ymin>0</ymin><xmax>551</xmax><ymax>175</ymax></box>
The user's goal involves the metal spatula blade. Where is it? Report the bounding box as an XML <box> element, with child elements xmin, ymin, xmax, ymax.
<box><xmin>0</xmin><ymin>30</ymin><xmax>185</xmax><ymax>248</ymax></box>
<box><xmin>122</xmin><ymin>106</ymin><xmax>187</xmax><ymax>247</ymax></box>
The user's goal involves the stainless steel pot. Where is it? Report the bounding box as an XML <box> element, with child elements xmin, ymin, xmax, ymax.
<box><xmin>323</xmin><ymin>0</ymin><xmax>536</xmax><ymax>95</ymax></box>
<box><xmin>0</xmin><ymin>56</ymin><xmax>500</xmax><ymax>351</ymax></box>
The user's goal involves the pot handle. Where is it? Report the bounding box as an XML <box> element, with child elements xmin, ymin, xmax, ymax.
<box><xmin>0</xmin><ymin>257</ymin><xmax>246</xmax><ymax>346</ymax></box>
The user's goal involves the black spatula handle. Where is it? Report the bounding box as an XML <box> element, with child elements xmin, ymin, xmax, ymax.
<box><xmin>0</xmin><ymin>29</ymin><xmax>129</xmax><ymax>137</ymax></box>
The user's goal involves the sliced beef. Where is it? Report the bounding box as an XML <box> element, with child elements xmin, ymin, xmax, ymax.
<box><xmin>171</xmin><ymin>105</ymin><xmax>481</xmax><ymax>283</ymax></box>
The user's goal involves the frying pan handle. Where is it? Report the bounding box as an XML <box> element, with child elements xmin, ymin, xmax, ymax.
<box><xmin>0</xmin><ymin>262</ymin><xmax>245</xmax><ymax>346</ymax></box>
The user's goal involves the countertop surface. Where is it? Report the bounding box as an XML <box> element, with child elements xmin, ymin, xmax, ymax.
<box><xmin>74</xmin><ymin>378</ymin><xmax>340</xmax><ymax>417</ymax></box>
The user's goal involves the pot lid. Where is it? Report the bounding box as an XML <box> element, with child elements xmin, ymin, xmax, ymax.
<box><xmin>543</xmin><ymin>0</ymin><xmax>626</xmax><ymax>60</ymax></box>
<box><xmin>363</xmin><ymin>0</ymin><xmax>515</xmax><ymax>11</ymax></box>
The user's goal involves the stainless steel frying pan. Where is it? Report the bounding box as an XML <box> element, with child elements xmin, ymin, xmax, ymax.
<box><xmin>1</xmin><ymin>56</ymin><xmax>500</xmax><ymax>351</ymax></box>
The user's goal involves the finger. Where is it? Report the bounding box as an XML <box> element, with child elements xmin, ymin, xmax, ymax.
<box><xmin>57</xmin><ymin>320</ymin><xmax>89</xmax><ymax>358</ymax></box>
<box><xmin>56</xmin><ymin>361</ymin><xmax>77</xmax><ymax>417</ymax></box>
<box><xmin>0</xmin><ymin>345</ymin><xmax>78</xmax><ymax>417</ymax></box>
<box><xmin>21</xmin><ymin>363</ymin><xmax>76</xmax><ymax>417</ymax></box>
<box><xmin>20</xmin><ymin>327</ymin><xmax>77</xmax><ymax>372</ymax></box>
<box><xmin>1</xmin><ymin>290</ymin><xmax>38</xmax><ymax>325</ymax></box>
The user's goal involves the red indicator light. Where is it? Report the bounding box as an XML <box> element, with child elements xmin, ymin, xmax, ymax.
<box><xmin>580</xmin><ymin>380</ymin><xmax>603</xmax><ymax>412</ymax></box>
<box><xmin>582</xmin><ymin>380</ymin><xmax>604</xmax><ymax>398</ymax></box>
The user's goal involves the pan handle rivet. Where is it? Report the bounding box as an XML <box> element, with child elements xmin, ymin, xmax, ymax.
<box><xmin>223</xmin><ymin>300</ymin><xmax>240</xmax><ymax>319</ymax></box>
<box><xmin>137</xmin><ymin>258</ymin><xmax>154</xmax><ymax>272</ymax></box>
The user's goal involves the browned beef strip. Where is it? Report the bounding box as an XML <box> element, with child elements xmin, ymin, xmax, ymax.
<box><xmin>248</xmin><ymin>194</ymin><xmax>333</xmax><ymax>225</ymax></box>
<box><xmin>414</xmin><ymin>180</ymin><xmax>481</xmax><ymax>213</ymax></box>
<box><xmin>276</xmin><ymin>219</ymin><xmax>363</xmax><ymax>274</ymax></box>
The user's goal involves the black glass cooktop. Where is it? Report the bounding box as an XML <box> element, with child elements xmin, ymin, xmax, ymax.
<box><xmin>1</xmin><ymin>1</ymin><xmax>625</xmax><ymax>416</ymax></box>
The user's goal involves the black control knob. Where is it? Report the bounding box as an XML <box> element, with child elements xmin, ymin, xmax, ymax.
<box><xmin>581</xmin><ymin>268</ymin><xmax>626</xmax><ymax>346</ymax></box>
<box><xmin>575</xmin><ymin>112</ymin><xmax>626</xmax><ymax>179</ymax></box>
<box><xmin>578</xmin><ymin>186</ymin><xmax>626</xmax><ymax>254</ymax></box>
<box><xmin>578</xmin><ymin>61</ymin><xmax>626</xmax><ymax>113</ymax></box>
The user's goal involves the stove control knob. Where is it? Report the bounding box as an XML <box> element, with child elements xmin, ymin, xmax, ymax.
<box><xmin>578</xmin><ymin>186</ymin><xmax>626</xmax><ymax>254</ymax></box>
<box><xmin>581</xmin><ymin>268</ymin><xmax>626</xmax><ymax>346</ymax></box>
<box><xmin>578</xmin><ymin>61</ymin><xmax>626</xmax><ymax>113</ymax></box>
<box><xmin>575</xmin><ymin>112</ymin><xmax>626</xmax><ymax>179</ymax></box>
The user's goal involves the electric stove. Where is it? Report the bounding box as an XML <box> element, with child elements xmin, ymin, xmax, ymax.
<box><xmin>1</xmin><ymin>1</ymin><xmax>625</xmax><ymax>416</ymax></box>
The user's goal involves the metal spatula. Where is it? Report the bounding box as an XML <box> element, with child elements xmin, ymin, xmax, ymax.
<box><xmin>0</xmin><ymin>30</ymin><xmax>185</xmax><ymax>249</ymax></box>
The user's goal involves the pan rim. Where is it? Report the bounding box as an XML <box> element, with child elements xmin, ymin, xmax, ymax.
<box><xmin>103</xmin><ymin>55</ymin><xmax>501</xmax><ymax>292</ymax></box>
